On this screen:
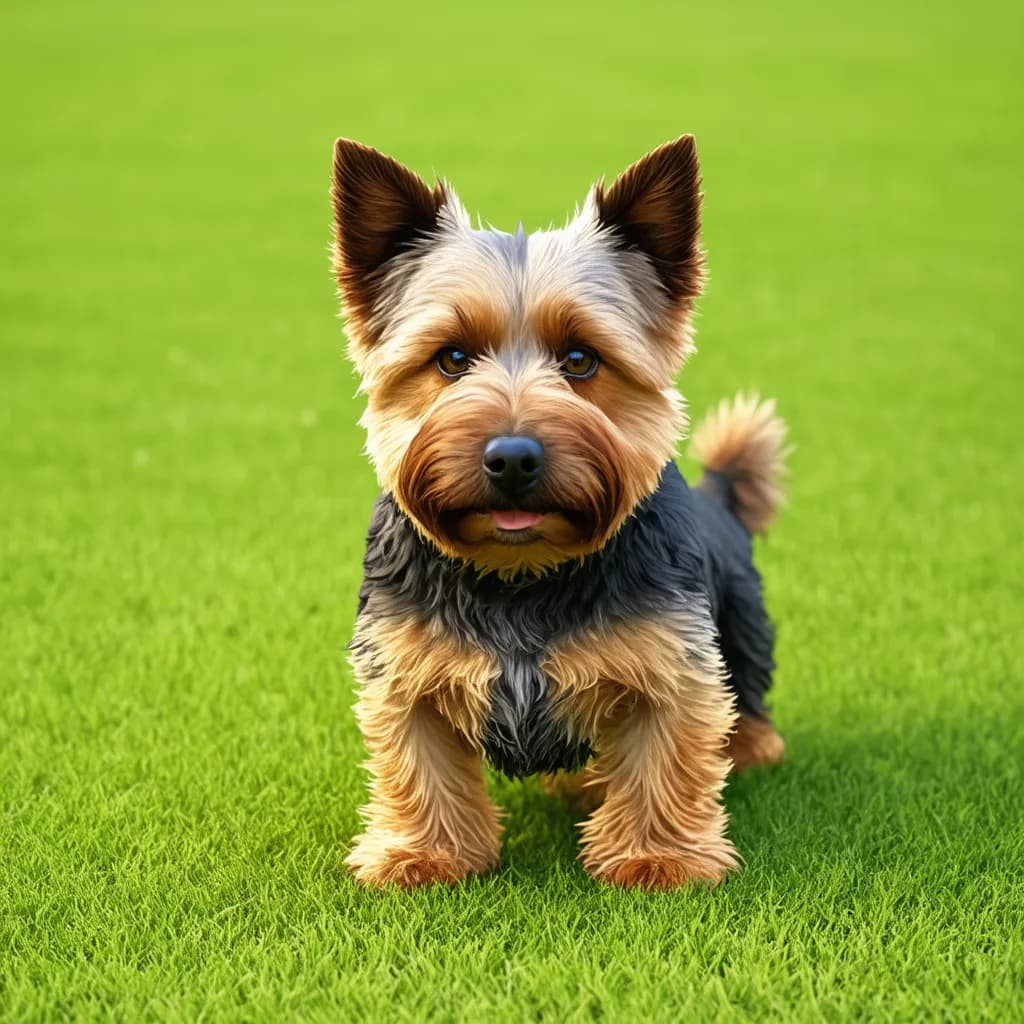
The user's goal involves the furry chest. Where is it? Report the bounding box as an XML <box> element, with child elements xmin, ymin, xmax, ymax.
<box><xmin>480</xmin><ymin>651</ymin><xmax>592</xmax><ymax>779</ymax></box>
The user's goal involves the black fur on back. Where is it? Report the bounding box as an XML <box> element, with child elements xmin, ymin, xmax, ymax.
<box><xmin>354</xmin><ymin>462</ymin><xmax>777</xmax><ymax>777</ymax></box>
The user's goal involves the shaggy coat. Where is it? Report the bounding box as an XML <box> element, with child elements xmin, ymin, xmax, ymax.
<box><xmin>330</xmin><ymin>135</ymin><xmax>789</xmax><ymax>890</ymax></box>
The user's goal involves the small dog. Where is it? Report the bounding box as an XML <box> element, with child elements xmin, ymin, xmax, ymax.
<box><xmin>330</xmin><ymin>135</ymin><xmax>788</xmax><ymax>890</ymax></box>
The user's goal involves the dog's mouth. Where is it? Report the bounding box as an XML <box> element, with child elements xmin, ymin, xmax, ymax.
<box><xmin>490</xmin><ymin>509</ymin><xmax>544</xmax><ymax>532</ymax></box>
<box><xmin>486</xmin><ymin>508</ymin><xmax>549</xmax><ymax>546</ymax></box>
<box><xmin>439</xmin><ymin>506</ymin><xmax>592</xmax><ymax>547</ymax></box>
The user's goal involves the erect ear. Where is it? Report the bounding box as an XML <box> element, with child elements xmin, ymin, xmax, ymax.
<box><xmin>331</xmin><ymin>138</ymin><xmax>447</xmax><ymax>337</ymax></box>
<box><xmin>593</xmin><ymin>135</ymin><xmax>703</xmax><ymax>306</ymax></box>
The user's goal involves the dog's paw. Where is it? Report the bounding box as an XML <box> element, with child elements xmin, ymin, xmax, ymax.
<box><xmin>727</xmin><ymin>714</ymin><xmax>786</xmax><ymax>773</ymax></box>
<box><xmin>583</xmin><ymin>843</ymin><xmax>739</xmax><ymax>891</ymax></box>
<box><xmin>347</xmin><ymin>831</ymin><xmax>498</xmax><ymax>888</ymax></box>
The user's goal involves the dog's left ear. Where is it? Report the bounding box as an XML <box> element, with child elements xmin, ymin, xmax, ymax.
<box><xmin>331</xmin><ymin>138</ymin><xmax>447</xmax><ymax>341</ymax></box>
<box><xmin>594</xmin><ymin>135</ymin><xmax>703</xmax><ymax>307</ymax></box>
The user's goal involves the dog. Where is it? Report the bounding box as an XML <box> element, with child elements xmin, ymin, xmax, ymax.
<box><xmin>330</xmin><ymin>135</ymin><xmax>788</xmax><ymax>890</ymax></box>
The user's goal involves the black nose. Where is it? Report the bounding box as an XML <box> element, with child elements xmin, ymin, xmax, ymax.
<box><xmin>483</xmin><ymin>435</ymin><xmax>544</xmax><ymax>497</ymax></box>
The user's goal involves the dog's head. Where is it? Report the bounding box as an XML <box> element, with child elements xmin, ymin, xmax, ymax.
<box><xmin>331</xmin><ymin>137</ymin><xmax>704</xmax><ymax>577</ymax></box>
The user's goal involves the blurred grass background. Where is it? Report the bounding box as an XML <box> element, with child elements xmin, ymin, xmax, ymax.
<box><xmin>2</xmin><ymin>1</ymin><xmax>1022</xmax><ymax>1020</ymax></box>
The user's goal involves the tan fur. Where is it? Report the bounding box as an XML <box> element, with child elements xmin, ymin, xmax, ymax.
<box><xmin>727</xmin><ymin>713</ymin><xmax>786</xmax><ymax>772</ymax></box>
<box><xmin>691</xmin><ymin>392</ymin><xmax>789</xmax><ymax>535</ymax></box>
<box><xmin>543</xmin><ymin>615</ymin><xmax>739</xmax><ymax>890</ymax></box>
<box><xmin>394</xmin><ymin>353</ymin><xmax>675</xmax><ymax>577</ymax></box>
<box><xmin>347</xmin><ymin>615</ymin><xmax>502</xmax><ymax>886</ymax></box>
<box><xmin>547</xmin><ymin>711</ymin><xmax>787</xmax><ymax>809</ymax></box>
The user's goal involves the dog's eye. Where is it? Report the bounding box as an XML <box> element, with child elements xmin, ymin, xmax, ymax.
<box><xmin>560</xmin><ymin>346</ymin><xmax>600</xmax><ymax>380</ymax></box>
<box><xmin>436</xmin><ymin>346</ymin><xmax>471</xmax><ymax>378</ymax></box>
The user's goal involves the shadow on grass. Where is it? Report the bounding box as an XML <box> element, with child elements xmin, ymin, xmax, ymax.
<box><xmin>724</xmin><ymin>709</ymin><xmax>1018</xmax><ymax>884</ymax></box>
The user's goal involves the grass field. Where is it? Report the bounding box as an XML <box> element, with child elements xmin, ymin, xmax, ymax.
<box><xmin>3</xmin><ymin>0</ymin><xmax>1023</xmax><ymax>1020</ymax></box>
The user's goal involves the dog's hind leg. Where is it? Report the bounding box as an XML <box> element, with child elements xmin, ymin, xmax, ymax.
<box><xmin>718</xmin><ymin>566</ymin><xmax>786</xmax><ymax>772</ymax></box>
<box><xmin>728</xmin><ymin>713</ymin><xmax>786</xmax><ymax>771</ymax></box>
<box><xmin>541</xmin><ymin>766</ymin><xmax>605</xmax><ymax>813</ymax></box>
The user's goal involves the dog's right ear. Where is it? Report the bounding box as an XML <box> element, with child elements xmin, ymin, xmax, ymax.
<box><xmin>593</xmin><ymin>135</ymin><xmax>703</xmax><ymax>309</ymax></box>
<box><xmin>331</xmin><ymin>139</ymin><xmax>446</xmax><ymax>341</ymax></box>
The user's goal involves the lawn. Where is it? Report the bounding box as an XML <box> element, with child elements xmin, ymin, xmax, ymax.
<box><xmin>2</xmin><ymin>0</ymin><xmax>1022</xmax><ymax>1020</ymax></box>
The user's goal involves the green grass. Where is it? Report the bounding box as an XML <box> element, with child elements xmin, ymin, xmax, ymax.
<box><xmin>2</xmin><ymin>0</ymin><xmax>1023</xmax><ymax>1019</ymax></box>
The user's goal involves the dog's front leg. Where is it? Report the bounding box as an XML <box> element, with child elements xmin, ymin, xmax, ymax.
<box><xmin>347</xmin><ymin>617</ymin><xmax>502</xmax><ymax>888</ymax></box>
<box><xmin>547</xmin><ymin>613</ymin><xmax>739</xmax><ymax>890</ymax></box>
<box><xmin>580</xmin><ymin>692</ymin><xmax>738</xmax><ymax>890</ymax></box>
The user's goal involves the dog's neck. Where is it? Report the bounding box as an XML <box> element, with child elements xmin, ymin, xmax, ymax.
<box><xmin>358</xmin><ymin>462</ymin><xmax>709</xmax><ymax>657</ymax></box>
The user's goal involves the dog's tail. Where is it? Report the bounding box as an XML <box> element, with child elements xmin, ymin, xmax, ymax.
<box><xmin>691</xmin><ymin>393</ymin><xmax>789</xmax><ymax>535</ymax></box>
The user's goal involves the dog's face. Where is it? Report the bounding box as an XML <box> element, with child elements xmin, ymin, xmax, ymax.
<box><xmin>331</xmin><ymin>137</ymin><xmax>704</xmax><ymax>576</ymax></box>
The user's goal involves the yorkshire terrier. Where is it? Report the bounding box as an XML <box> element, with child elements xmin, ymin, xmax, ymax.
<box><xmin>330</xmin><ymin>135</ymin><xmax>788</xmax><ymax>891</ymax></box>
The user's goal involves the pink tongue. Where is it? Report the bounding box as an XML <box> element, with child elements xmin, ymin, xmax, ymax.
<box><xmin>492</xmin><ymin>509</ymin><xmax>544</xmax><ymax>531</ymax></box>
